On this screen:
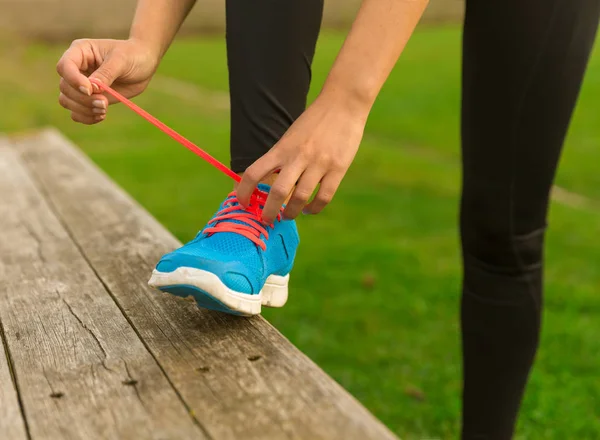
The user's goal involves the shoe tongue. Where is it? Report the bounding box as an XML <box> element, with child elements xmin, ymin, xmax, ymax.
<box><xmin>203</xmin><ymin>184</ymin><xmax>271</xmax><ymax>252</ymax></box>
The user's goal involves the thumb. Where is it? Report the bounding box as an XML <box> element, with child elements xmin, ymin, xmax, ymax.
<box><xmin>88</xmin><ymin>53</ymin><xmax>126</xmax><ymax>91</ymax></box>
<box><xmin>56</xmin><ymin>51</ymin><xmax>94</xmax><ymax>96</ymax></box>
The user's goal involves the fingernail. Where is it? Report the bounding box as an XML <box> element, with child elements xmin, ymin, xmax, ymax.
<box><xmin>91</xmin><ymin>83</ymin><xmax>100</xmax><ymax>93</ymax></box>
<box><xmin>92</xmin><ymin>100</ymin><xmax>106</xmax><ymax>109</ymax></box>
<box><xmin>302</xmin><ymin>209</ymin><xmax>310</xmax><ymax>215</ymax></box>
<box><xmin>79</xmin><ymin>86</ymin><xmax>91</xmax><ymax>96</ymax></box>
<box><xmin>92</xmin><ymin>108</ymin><xmax>106</xmax><ymax>115</ymax></box>
<box><xmin>95</xmin><ymin>114</ymin><xmax>106</xmax><ymax>121</ymax></box>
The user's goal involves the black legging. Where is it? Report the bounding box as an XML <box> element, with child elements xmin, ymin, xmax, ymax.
<box><xmin>225</xmin><ymin>0</ymin><xmax>600</xmax><ymax>438</ymax></box>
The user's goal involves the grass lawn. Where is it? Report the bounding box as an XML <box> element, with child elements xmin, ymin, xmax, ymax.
<box><xmin>2</xmin><ymin>25</ymin><xmax>600</xmax><ymax>439</ymax></box>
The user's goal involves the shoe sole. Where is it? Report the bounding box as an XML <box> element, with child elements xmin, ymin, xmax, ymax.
<box><xmin>148</xmin><ymin>267</ymin><xmax>289</xmax><ymax>316</ymax></box>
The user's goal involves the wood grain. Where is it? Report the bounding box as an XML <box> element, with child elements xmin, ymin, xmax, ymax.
<box><xmin>0</xmin><ymin>170</ymin><xmax>28</xmax><ymax>440</ymax></box>
<box><xmin>0</xmin><ymin>137</ymin><xmax>205</xmax><ymax>440</ymax></box>
<box><xmin>0</xmin><ymin>138</ymin><xmax>31</xmax><ymax>440</ymax></box>
<box><xmin>15</xmin><ymin>128</ymin><xmax>398</xmax><ymax>440</ymax></box>
<box><xmin>0</xmin><ymin>338</ymin><xmax>27</xmax><ymax>440</ymax></box>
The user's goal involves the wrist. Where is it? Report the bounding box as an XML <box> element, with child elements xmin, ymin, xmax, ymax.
<box><xmin>318</xmin><ymin>78</ymin><xmax>375</xmax><ymax>123</ymax></box>
<box><xmin>128</xmin><ymin>16</ymin><xmax>169</xmax><ymax>62</ymax></box>
<box><xmin>127</xmin><ymin>35</ymin><xmax>162</xmax><ymax>67</ymax></box>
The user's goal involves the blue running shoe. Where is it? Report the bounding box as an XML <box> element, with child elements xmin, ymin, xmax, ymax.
<box><xmin>148</xmin><ymin>184</ymin><xmax>299</xmax><ymax>316</ymax></box>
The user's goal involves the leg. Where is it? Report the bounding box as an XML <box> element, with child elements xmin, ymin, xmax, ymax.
<box><xmin>225</xmin><ymin>0</ymin><xmax>324</xmax><ymax>173</ymax></box>
<box><xmin>150</xmin><ymin>1</ymin><xmax>322</xmax><ymax>315</ymax></box>
<box><xmin>460</xmin><ymin>0</ymin><xmax>599</xmax><ymax>438</ymax></box>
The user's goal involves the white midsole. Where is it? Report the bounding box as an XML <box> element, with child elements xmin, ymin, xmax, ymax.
<box><xmin>148</xmin><ymin>267</ymin><xmax>289</xmax><ymax>315</ymax></box>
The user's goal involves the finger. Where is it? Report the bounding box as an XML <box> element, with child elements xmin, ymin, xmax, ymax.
<box><xmin>303</xmin><ymin>172</ymin><xmax>343</xmax><ymax>215</ymax></box>
<box><xmin>58</xmin><ymin>93</ymin><xmax>105</xmax><ymax>117</ymax></box>
<box><xmin>89</xmin><ymin>52</ymin><xmax>126</xmax><ymax>89</ymax></box>
<box><xmin>70</xmin><ymin>111</ymin><xmax>105</xmax><ymax>125</ymax></box>
<box><xmin>282</xmin><ymin>168</ymin><xmax>324</xmax><ymax>220</ymax></box>
<box><xmin>56</xmin><ymin>44</ymin><xmax>93</xmax><ymax>96</ymax></box>
<box><xmin>237</xmin><ymin>151</ymin><xmax>281</xmax><ymax>207</ymax></box>
<box><xmin>60</xmin><ymin>78</ymin><xmax>109</xmax><ymax>110</ymax></box>
<box><xmin>262</xmin><ymin>167</ymin><xmax>304</xmax><ymax>224</ymax></box>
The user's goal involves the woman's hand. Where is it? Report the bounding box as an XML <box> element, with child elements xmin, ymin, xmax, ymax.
<box><xmin>236</xmin><ymin>93</ymin><xmax>369</xmax><ymax>223</ymax></box>
<box><xmin>56</xmin><ymin>38</ymin><xmax>159</xmax><ymax>124</ymax></box>
<box><xmin>236</xmin><ymin>0</ymin><xmax>427</xmax><ymax>222</ymax></box>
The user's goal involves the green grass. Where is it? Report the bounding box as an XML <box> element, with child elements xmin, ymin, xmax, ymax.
<box><xmin>2</xmin><ymin>25</ymin><xmax>600</xmax><ymax>439</ymax></box>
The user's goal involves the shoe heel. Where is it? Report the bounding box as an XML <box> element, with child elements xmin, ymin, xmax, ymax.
<box><xmin>262</xmin><ymin>274</ymin><xmax>289</xmax><ymax>308</ymax></box>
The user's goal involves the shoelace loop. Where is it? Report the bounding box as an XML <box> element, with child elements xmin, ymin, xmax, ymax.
<box><xmin>203</xmin><ymin>190</ymin><xmax>282</xmax><ymax>251</ymax></box>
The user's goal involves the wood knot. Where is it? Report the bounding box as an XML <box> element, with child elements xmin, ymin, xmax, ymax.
<box><xmin>50</xmin><ymin>392</ymin><xmax>64</xmax><ymax>399</ymax></box>
<box><xmin>122</xmin><ymin>379</ymin><xmax>138</xmax><ymax>386</ymax></box>
<box><xmin>247</xmin><ymin>355</ymin><xmax>261</xmax><ymax>362</ymax></box>
<box><xmin>196</xmin><ymin>366</ymin><xmax>210</xmax><ymax>373</ymax></box>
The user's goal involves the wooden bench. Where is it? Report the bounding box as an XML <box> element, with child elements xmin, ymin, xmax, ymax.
<box><xmin>0</xmin><ymin>128</ymin><xmax>397</xmax><ymax>440</ymax></box>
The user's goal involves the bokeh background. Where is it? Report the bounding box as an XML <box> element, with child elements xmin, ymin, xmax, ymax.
<box><xmin>1</xmin><ymin>1</ymin><xmax>599</xmax><ymax>439</ymax></box>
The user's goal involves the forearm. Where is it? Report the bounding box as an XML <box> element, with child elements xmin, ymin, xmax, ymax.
<box><xmin>129</xmin><ymin>0</ymin><xmax>197</xmax><ymax>61</ymax></box>
<box><xmin>320</xmin><ymin>0</ymin><xmax>428</xmax><ymax>115</ymax></box>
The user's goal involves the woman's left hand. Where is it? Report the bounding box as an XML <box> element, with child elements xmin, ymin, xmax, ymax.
<box><xmin>236</xmin><ymin>93</ymin><xmax>368</xmax><ymax>223</ymax></box>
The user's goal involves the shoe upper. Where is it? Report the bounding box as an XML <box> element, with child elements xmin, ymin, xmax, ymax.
<box><xmin>155</xmin><ymin>184</ymin><xmax>299</xmax><ymax>295</ymax></box>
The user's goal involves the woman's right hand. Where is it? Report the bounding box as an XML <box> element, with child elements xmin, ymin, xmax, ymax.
<box><xmin>56</xmin><ymin>38</ymin><xmax>159</xmax><ymax>124</ymax></box>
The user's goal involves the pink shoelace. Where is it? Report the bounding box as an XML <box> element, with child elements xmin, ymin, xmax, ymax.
<box><xmin>203</xmin><ymin>191</ymin><xmax>282</xmax><ymax>251</ymax></box>
<box><xmin>90</xmin><ymin>79</ymin><xmax>281</xmax><ymax>249</ymax></box>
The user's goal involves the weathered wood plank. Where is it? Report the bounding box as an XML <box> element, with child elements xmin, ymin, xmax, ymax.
<box><xmin>0</xmin><ymin>288</ymin><xmax>28</xmax><ymax>440</ymax></box>
<box><xmin>0</xmin><ymin>138</ymin><xmax>206</xmax><ymax>440</ymax></box>
<box><xmin>15</xmin><ymin>128</ymin><xmax>398</xmax><ymax>440</ymax></box>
